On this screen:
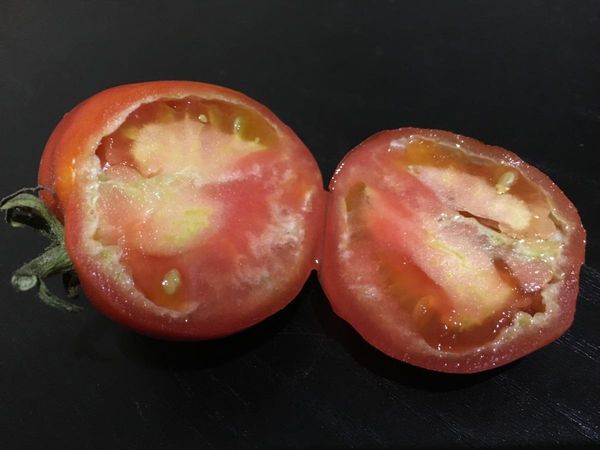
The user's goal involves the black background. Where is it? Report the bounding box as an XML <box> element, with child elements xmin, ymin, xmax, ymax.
<box><xmin>1</xmin><ymin>1</ymin><xmax>599</xmax><ymax>448</ymax></box>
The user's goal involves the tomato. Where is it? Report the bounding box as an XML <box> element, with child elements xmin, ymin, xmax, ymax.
<box><xmin>5</xmin><ymin>82</ymin><xmax>585</xmax><ymax>371</ymax></box>
<box><xmin>319</xmin><ymin>128</ymin><xmax>586</xmax><ymax>373</ymax></box>
<box><xmin>37</xmin><ymin>81</ymin><xmax>326</xmax><ymax>339</ymax></box>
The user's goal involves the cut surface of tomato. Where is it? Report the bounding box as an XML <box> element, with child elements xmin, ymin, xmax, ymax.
<box><xmin>39</xmin><ymin>82</ymin><xmax>325</xmax><ymax>339</ymax></box>
<box><xmin>320</xmin><ymin>128</ymin><xmax>585</xmax><ymax>373</ymax></box>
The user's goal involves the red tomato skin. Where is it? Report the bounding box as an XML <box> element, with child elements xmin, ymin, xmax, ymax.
<box><xmin>319</xmin><ymin>128</ymin><xmax>586</xmax><ymax>373</ymax></box>
<box><xmin>39</xmin><ymin>81</ymin><xmax>326</xmax><ymax>339</ymax></box>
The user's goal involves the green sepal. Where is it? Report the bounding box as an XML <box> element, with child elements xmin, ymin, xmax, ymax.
<box><xmin>1</xmin><ymin>187</ymin><xmax>82</xmax><ymax>312</ymax></box>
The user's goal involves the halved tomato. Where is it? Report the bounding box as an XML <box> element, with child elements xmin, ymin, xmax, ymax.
<box><xmin>319</xmin><ymin>128</ymin><xmax>585</xmax><ymax>373</ymax></box>
<box><xmin>4</xmin><ymin>83</ymin><xmax>585</xmax><ymax>372</ymax></box>
<box><xmin>37</xmin><ymin>81</ymin><xmax>326</xmax><ymax>339</ymax></box>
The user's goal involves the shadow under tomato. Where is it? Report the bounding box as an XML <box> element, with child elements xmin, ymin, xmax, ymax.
<box><xmin>71</xmin><ymin>312</ymin><xmax>117</xmax><ymax>362</ymax></box>
<box><xmin>115</xmin><ymin>313</ymin><xmax>290</xmax><ymax>371</ymax></box>
<box><xmin>309</xmin><ymin>288</ymin><xmax>513</xmax><ymax>391</ymax></box>
<box><xmin>73</xmin><ymin>277</ymin><xmax>310</xmax><ymax>371</ymax></box>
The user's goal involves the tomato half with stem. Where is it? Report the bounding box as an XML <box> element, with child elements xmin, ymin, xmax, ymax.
<box><xmin>33</xmin><ymin>81</ymin><xmax>325</xmax><ymax>339</ymax></box>
<box><xmin>319</xmin><ymin>128</ymin><xmax>585</xmax><ymax>373</ymax></box>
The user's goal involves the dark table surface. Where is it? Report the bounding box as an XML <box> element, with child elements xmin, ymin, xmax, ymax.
<box><xmin>1</xmin><ymin>1</ymin><xmax>599</xmax><ymax>448</ymax></box>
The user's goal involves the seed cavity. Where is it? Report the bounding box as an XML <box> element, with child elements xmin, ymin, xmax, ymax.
<box><xmin>161</xmin><ymin>269</ymin><xmax>181</xmax><ymax>295</ymax></box>
<box><xmin>495</xmin><ymin>171</ymin><xmax>516</xmax><ymax>194</ymax></box>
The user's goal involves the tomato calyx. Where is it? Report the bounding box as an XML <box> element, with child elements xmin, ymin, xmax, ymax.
<box><xmin>1</xmin><ymin>187</ymin><xmax>81</xmax><ymax>311</ymax></box>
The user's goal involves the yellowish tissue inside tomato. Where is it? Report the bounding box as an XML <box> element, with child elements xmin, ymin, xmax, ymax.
<box><xmin>343</xmin><ymin>137</ymin><xmax>563</xmax><ymax>351</ymax></box>
<box><xmin>96</xmin><ymin>167</ymin><xmax>216</xmax><ymax>256</ymax></box>
<box><xmin>92</xmin><ymin>97</ymin><xmax>283</xmax><ymax>311</ymax></box>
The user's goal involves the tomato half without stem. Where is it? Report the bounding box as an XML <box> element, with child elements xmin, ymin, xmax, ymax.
<box><xmin>319</xmin><ymin>128</ymin><xmax>585</xmax><ymax>373</ymax></box>
<box><xmin>30</xmin><ymin>81</ymin><xmax>326</xmax><ymax>339</ymax></box>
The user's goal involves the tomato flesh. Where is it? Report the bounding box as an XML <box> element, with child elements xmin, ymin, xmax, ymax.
<box><xmin>91</xmin><ymin>97</ymin><xmax>320</xmax><ymax>316</ymax></box>
<box><xmin>378</xmin><ymin>138</ymin><xmax>553</xmax><ymax>345</ymax></box>
<box><xmin>321</xmin><ymin>129</ymin><xmax>584</xmax><ymax>371</ymax></box>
